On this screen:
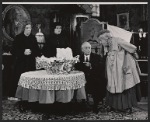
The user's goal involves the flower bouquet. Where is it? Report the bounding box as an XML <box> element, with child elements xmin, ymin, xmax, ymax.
<box><xmin>36</xmin><ymin>55</ymin><xmax>79</xmax><ymax>74</ymax></box>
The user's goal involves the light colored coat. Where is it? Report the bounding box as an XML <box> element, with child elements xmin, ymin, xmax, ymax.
<box><xmin>105</xmin><ymin>37</ymin><xmax>141</xmax><ymax>93</ymax></box>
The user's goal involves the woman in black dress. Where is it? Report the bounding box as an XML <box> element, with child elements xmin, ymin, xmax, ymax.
<box><xmin>43</xmin><ymin>22</ymin><xmax>69</xmax><ymax>57</ymax></box>
<box><xmin>9</xmin><ymin>21</ymin><xmax>41</xmax><ymax>100</ymax></box>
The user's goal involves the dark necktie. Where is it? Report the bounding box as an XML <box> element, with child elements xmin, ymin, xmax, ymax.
<box><xmin>85</xmin><ymin>56</ymin><xmax>89</xmax><ymax>62</ymax></box>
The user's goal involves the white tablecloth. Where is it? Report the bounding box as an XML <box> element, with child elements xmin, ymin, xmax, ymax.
<box><xmin>15</xmin><ymin>70</ymin><xmax>87</xmax><ymax>104</ymax></box>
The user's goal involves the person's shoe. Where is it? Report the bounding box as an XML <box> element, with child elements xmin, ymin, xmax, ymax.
<box><xmin>42</xmin><ymin>114</ymin><xmax>49</xmax><ymax>120</ymax></box>
<box><xmin>106</xmin><ymin>106</ymin><xmax>116</xmax><ymax>112</ymax></box>
<box><xmin>93</xmin><ymin>105</ymin><xmax>99</xmax><ymax>114</ymax></box>
<box><xmin>125</xmin><ymin>108</ymin><xmax>132</xmax><ymax>114</ymax></box>
<box><xmin>18</xmin><ymin>102</ymin><xmax>28</xmax><ymax>113</ymax></box>
<box><xmin>13</xmin><ymin>98</ymin><xmax>19</xmax><ymax>101</ymax></box>
<box><xmin>8</xmin><ymin>97</ymin><xmax>19</xmax><ymax>101</ymax></box>
<box><xmin>8</xmin><ymin>97</ymin><xmax>13</xmax><ymax>100</ymax></box>
<box><xmin>81</xmin><ymin>100</ymin><xmax>91</xmax><ymax>111</ymax></box>
<box><xmin>99</xmin><ymin>106</ymin><xmax>106</xmax><ymax>113</ymax></box>
<box><xmin>19</xmin><ymin>105</ymin><xmax>27</xmax><ymax>113</ymax></box>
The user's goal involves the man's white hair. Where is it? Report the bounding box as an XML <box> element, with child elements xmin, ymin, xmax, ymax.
<box><xmin>81</xmin><ymin>42</ymin><xmax>91</xmax><ymax>49</ymax></box>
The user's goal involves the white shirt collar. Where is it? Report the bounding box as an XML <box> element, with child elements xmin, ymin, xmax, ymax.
<box><xmin>84</xmin><ymin>55</ymin><xmax>90</xmax><ymax>57</ymax></box>
<box><xmin>84</xmin><ymin>55</ymin><xmax>90</xmax><ymax>61</ymax></box>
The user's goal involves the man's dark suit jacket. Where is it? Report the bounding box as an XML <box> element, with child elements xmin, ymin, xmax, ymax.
<box><xmin>133</xmin><ymin>33</ymin><xmax>148</xmax><ymax>57</ymax></box>
<box><xmin>75</xmin><ymin>53</ymin><xmax>106</xmax><ymax>100</ymax></box>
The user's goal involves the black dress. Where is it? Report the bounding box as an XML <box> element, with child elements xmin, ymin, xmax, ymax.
<box><xmin>43</xmin><ymin>33</ymin><xmax>69</xmax><ymax>58</ymax></box>
<box><xmin>9</xmin><ymin>32</ymin><xmax>41</xmax><ymax>97</ymax></box>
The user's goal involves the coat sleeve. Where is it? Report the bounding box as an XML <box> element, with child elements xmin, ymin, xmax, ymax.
<box><xmin>11</xmin><ymin>35</ymin><xmax>25</xmax><ymax>58</ymax></box>
<box><xmin>32</xmin><ymin>36</ymin><xmax>41</xmax><ymax>57</ymax></box>
<box><xmin>116</xmin><ymin>37</ymin><xmax>137</xmax><ymax>53</ymax></box>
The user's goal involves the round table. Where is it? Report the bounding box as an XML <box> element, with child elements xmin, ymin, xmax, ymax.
<box><xmin>15</xmin><ymin>70</ymin><xmax>86</xmax><ymax>104</ymax></box>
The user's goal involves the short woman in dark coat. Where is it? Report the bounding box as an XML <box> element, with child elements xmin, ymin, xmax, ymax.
<box><xmin>9</xmin><ymin>21</ymin><xmax>41</xmax><ymax>99</ymax></box>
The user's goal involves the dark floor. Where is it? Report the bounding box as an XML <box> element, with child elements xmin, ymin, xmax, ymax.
<box><xmin>2</xmin><ymin>97</ymin><xmax>148</xmax><ymax>120</ymax></box>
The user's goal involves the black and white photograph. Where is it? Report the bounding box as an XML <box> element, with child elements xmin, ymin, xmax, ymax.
<box><xmin>1</xmin><ymin>1</ymin><xmax>148</xmax><ymax>120</ymax></box>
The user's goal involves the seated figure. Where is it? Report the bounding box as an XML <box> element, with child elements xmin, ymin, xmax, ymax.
<box><xmin>75</xmin><ymin>42</ymin><xmax>107</xmax><ymax>113</ymax></box>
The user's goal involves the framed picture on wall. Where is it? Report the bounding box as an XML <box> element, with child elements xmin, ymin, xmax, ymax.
<box><xmin>2</xmin><ymin>5</ymin><xmax>31</xmax><ymax>41</ymax></box>
<box><xmin>117</xmin><ymin>12</ymin><xmax>129</xmax><ymax>30</ymax></box>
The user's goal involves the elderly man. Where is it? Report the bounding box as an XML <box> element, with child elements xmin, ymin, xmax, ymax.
<box><xmin>75</xmin><ymin>42</ymin><xmax>106</xmax><ymax>113</ymax></box>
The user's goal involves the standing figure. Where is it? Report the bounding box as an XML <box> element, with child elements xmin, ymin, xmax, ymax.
<box><xmin>75</xmin><ymin>42</ymin><xmax>106</xmax><ymax>113</ymax></box>
<box><xmin>43</xmin><ymin>22</ymin><xmax>69</xmax><ymax>57</ymax></box>
<box><xmin>137</xmin><ymin>28</ymin><xmax>148</xmax><ymax>59</ymax></box>
<box><xmin>97</xmin><ymin>29</ymin><xmax>141</xmax><ymax>113</ymax></box>
<box><xmin>35</xmin><ymin>24</ymin><xmax>46</xmax><ymax>56</ymax></box>
<box><xmin>9</xmin><ymin>21</ymin><xmax>41</xmax><ymax>100</ymax></box>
